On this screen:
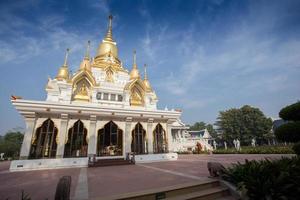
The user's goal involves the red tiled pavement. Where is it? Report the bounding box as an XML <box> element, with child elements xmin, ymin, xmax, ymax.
<box><xmin>0</xmin><ymin>162</ymin><xmax>80</xmax><ymax>200</ymax></box>
<box><xmin>0</xmin><ymin>154</ymin><xmax>294</xmax><ymax>200</ymax></box>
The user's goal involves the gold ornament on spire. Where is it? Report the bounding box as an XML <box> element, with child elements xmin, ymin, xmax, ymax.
<box><xmin>94</xmin><ymin>15</ymin><xmax>124</xmax><ymax>71</ymax></box>
<box><xmin>143</xmin><ymin>64</ymin><xmax>152</xmax><ymax>92</ymax></box>
<box><xmin>56</xmin><ymin>48</ymin><xmax>70</xmax><ymax>81</ymax></box>
<box><xmin>130</xmin><ymin>50</ymin><xmax>140</xmax><ymax>80</ymax></box>
<box><xmin>96</xmin><ymin>15</ymin><xmax>118</xmax><ymax>58</ymax></box>
<box><xmin>105</xmin><ymin>15</ymin><xmax>114</xmax><ymax>42</ymax></box>
<box><xmin>80</xmin><ymin>41</ymin><xmax>91</xmax><ymax>71</ymax></box>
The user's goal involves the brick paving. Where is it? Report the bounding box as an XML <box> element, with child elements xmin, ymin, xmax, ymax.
<box><xmin>0</xmin><ymin>154</ymin><xmax>293</xmax><ymax>200</ymax></box>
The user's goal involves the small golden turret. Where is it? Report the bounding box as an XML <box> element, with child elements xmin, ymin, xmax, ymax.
<box><xmin>143</xmin><ymin>64</ymin><xmax>152</xmax><ymax>92</ymax></box>
<box><xmin>80</xmin><ymin>41</ymin><xmax>91</xmax><ymax>71</ymax></box>
<box><xmin>56</xmin><ymin>49</ymin><xmax>70</xmax><ymax>81</ymax></box>
<box><xmin>129</xmin><ymin>50</ymin><xmax>140</xmax><ymax>80</ymax></box>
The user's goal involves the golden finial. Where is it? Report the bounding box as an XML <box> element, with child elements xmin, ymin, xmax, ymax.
<box><xmin>63</xmin><ymin>48</ymin><xmax>70</xmax><ymax>66</ymax></box>
<box><xmin>130</xmin><ymin>50</ymin><xmax>140</xmax><ymax>80</ymax></box>
<box><xmin>56</xmin><ymin>48</ymin><xmax>70</xmax><ymax>81</ymax></box>
<box><xmin>85</xmin><ymin>41</ymin><xmax>90</xmax><ymax>59</ymax></box>
<box><xmin>144</xmin><ymin>64</ymin><xmax>148</xmax><ymax>80</ymax></box>
<box><xmin>133</xmin><ymin>50</ymin><xmax>137</xmax><ymax>68</ymax></box>
<box><xmin>105</xmin><ymin>15</ymin><xmax>114</xmax><ymax>41</ymax></box>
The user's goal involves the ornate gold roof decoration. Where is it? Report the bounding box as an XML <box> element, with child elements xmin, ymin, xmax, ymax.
<box><xmin>93</xmin><ymin>15</ymin><xmax>125</xmax><ymax>72</ymax></box>
<box><xmin>80</xmin><ymin>41</ymin><xmax>91</xmax><ymax>71</ymax></box>
<box><xmin>73</xmin><ymin>83</ymin><xmax>90</xmax><ymax>102</ymax></box>
<box><xmin>56</xmin><ymin>49</ymin><xmax>70</xmax><ymax>81</ymax></box>
<box><xmin>129</xmin><ymin>50</ymin><xmax>141</xmax><ymax>80</ymax></box>
<box><xmin>143</xmin><ymin>64</ymin><xmax>152</xmax><ymax>92</ymax></box>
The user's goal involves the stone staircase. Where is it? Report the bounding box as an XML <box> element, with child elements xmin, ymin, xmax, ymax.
<box><xmin>98</xmin><ymin>179</ymin><xmax>237</xmax><ymax>200</ymax></box>
<box><xmin>88</xmin><ymin>158</ymin><xmax>134</xmax><ymax>167</ymax></box>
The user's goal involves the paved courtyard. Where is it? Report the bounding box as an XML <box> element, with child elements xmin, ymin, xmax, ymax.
<box><xmin>0</xmin><ymin>154</ymin><xmax>293</xmax><ymax>200</ymax></box>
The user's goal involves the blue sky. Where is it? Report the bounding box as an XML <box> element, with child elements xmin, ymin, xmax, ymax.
<box><xmin>0</xmin><ymin>0</ymin><xmax>300</xmax><ymax>134</ymax></box>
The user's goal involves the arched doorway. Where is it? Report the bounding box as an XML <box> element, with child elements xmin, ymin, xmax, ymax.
<box><xmin>64</xmin><ymin>120</ymin><xmax>88</xmax><ymax>157</ymax></box>
<box><xmin>131</xmin><ymin>123</ymin><xmax>147</xmax><ymax>154</ymax></box>
<box><xmin>97</xmin><ymin>121</ymin><xmax>123</xmax><ymax>156</ymax></box>
<box><xmin>29</xmin><ymin>119</ymin><xmax>58</xmax><ymax>159</ymax></box>
<box><xmin>153</xmin><ymin>124</ymin><xmax>167</xmax><ymax>153</ymax></box>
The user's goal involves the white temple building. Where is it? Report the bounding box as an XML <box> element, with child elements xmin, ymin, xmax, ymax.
<box><xmin>10</xmin><ymin>16</ymin><xmax>213</xmax><ymax>171</ymax></box>
<box><xmin>10</xmin><ymin>16</ymin><xmax>184</xmax><ymax>171</ymax></box>
<box><xmin>171</xmin><ymin>121</ymin><xmax>213</xmax><ymax>152</ymax></box>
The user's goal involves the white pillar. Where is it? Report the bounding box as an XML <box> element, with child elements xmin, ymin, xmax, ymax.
<box><xmin>20</xmin><ymin>116</ymin><xmax>36</xmax><ymax>159</ymax></box>
<box><xmin>167</xmin><ymin>120</ymin><xmax>174</xmax><ymax>153</ymax></box>
<box><xmin>56</xmin><ymin>114</ymin><xmax>68</xmax><ymax>158</ymax></box>
<box><xmin>125</xmin><ymin>117</ymin><xmax>132</xmax><ymax>153</ymax></box>
<box><xmin>88</xmin><ymin>115</ymin><xmax>97</xmax><ymax>157</ymax></box>
<box><xmin>147</xmin><ymin>118</ymin><xmax>154</xmax><ymax>154</ymax></box>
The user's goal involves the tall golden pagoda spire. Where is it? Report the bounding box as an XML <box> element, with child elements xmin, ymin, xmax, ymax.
<box><xmin>104</xmin><ymin>15</ymin><xmax>114</xmax><ymax>42</ymax></box>
<box><xmin>96</xmin><ymin>15</ymin><xmax>118</xmax><ymax>58</ymax></box>
<box><xmin>80</xmin><ymin>41</ymin><xmax>91</xmax><ymax>71</ymax></box>
<box><xmin>143</xmin><ymin>64</ymin><xmax>152</xmax><ymax>91</ymax></box>
<box><xmin>130</xmin><ymin>50</ymin><xmax>140</xmax><ymax>80</ymax></box>
<box><xmin>56</xmin><ymin>49</ymin><xmax>70</xmax><ymax>81</ymax></box>
<box><xmin>85</xmin><ymin>40</ymin><xmax>91</xmax><ymax>59</ymax></box>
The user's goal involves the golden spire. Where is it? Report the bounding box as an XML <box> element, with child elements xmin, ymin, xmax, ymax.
<box><xmin>95</xmin><ymin>15</ymin><xmax>119</xmax><ymax>59</ymax></box>
<box><xmin>130</xmin><ymin>50</ymin><xmax>140</xmax><ymax>80</ymax></box>
<box><xmin>143</xmin><ymin>64</ymin><xmax>152</xmax><ymax>92</ymax></box>
<box><xmin>144</xmin><ymin>64</ymin><xmax>148</xmax><ymax>80</ymax></box>
<box><xmin>56</xmin><ymin>49</ymin><xmax>70</xmax><ymax>81</ymax></box>
<box><xmin>104</xmin><ymin>15</ymin><xmax>114</xmax><ymax>42</ymax></box>
<box><xmin>80</xmin><ymin>41</ymin><xmax>91</xmax><ymax>71</ymax></box>
<box><xmin>63</xmin><ymin>48</ymin><xmax>69</xmax><ymax>66</ymax></box>
<box><xmin>85</xmin><ymin>40</ymin><xmax>91</xmax><ymax>59</ymax></box>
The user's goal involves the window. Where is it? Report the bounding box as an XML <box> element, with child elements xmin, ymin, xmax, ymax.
<box><xmin>103</xmin><ymin>93</ymin><xmax>109</xmax><ymax>100</ymax></box>
<box><xmin>64</xmin><ymin>120</ymin><xmax>88</xmax><ymax>157</ymax></box>
<box><xmin>97</xmin><ymin>121</ymin><xmax>123</xmax><ymax>156</ymax></box>
<box><xmin>29</xmin><ymin>119</ymin><xmax>58</xmax><ymax>159</ymax></box>
<box><xmin>111</xmin><ymin>94</ymin><xmax>116</xmax><ymax>101</ymax></box>
<box><xmin>96</xmin><ymin>92</ymin><xmax>102</xmax><ymax>100</ymax></box>
<box><xmin>131</xmin><ymin>123</ymin><xmax>147</xmax><ymax>154</ymax></box>
<box><xmin>118</xmin><ymin>95</ymin><xmax>123</xmax><ymax>102</ymax></box>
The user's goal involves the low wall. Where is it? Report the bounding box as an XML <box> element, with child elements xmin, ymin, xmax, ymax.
<box><xmin>9</xmin><ymin>153</ymin><xmax>178</xmax><ymax>171</ymax></box>
<box><xmin>10</xmin><ymin>158</ymin><xmax>88</xmax><ymax>172</ymax></box>
<box><xmin>135</xmin><ymin>153</ymin><xmax>178</xmax><ymax>163</ymax></box>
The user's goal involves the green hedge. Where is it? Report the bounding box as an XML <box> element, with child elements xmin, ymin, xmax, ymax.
<box><xmin>275</xmin><ymin>121</ymin><xmax>300</xmax><ymax>142</ymax></box>
<box><xmin>279</xmin><ymin>101</ymin><xmax>300</xmax><ymax>121</ymax></box>
<box><xmin>221</xmin><ymin>156</ymin><xmax>300</xmax><ymax>199</ymax></box>
<box><xmin>213</xmin><ymin>145</ymin><xmax>294</xmax><ymax>154</ymax></box>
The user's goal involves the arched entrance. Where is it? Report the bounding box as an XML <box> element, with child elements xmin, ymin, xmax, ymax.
<box><xmin>131</xmin><ymin>123</ymin><xmax>147</xmax><ymax>154</ymax></box>
<box><xmin>97</xmin><ymin>121</ymin><xmax>123</xmax><ymax>156</ymax></box>
<box><xmin>153</xmin><ymin>124</ymin><xmax>167</xmax><ymax>153</ymax></box>
<box><xmin>64</xmin><ymin>120</ymin><xmax>88</xmax><ymax>157</ymax></box>
<box><xmin>29</xmin><ymin>119</ymin><xmax>58</xmax><ymax>159</ymax></box>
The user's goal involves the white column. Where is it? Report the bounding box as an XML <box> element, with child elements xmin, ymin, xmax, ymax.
<box><xmin>88</xmin><ymin>115</ymin><xmax>97</xmax><ymax>157</ymax></box>
<box><xmin>166</xmin><ymin>120</ymin><xmax>174</xmax><ymax>153</ymax></box>
<box><xmin>125</xmin><ymin>117</ymin><xmax>132</xmax><ymax>153</ymax></box>
<box><xmin>20</xmin><ymin>116</ymin><xmax>36</xmax><ymax>159</ymax></box>
<box><xmin>147</xmin><ymin>118</ymin><xmax>154</xmax><ymax>154</ymax></box>
<box><xmin>56</xmin><ymin>114</ymin><xmax>68</xmax><ymax>158</ymax></box>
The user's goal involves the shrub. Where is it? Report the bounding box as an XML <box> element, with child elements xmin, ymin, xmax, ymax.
<box><xmin>213</xmin><ymin>145</ymin><xmax>294</xmax><ymax>154</ymax></box>
<box><xmin>279</xmin><ymin>102</ymin><xmax>300</xmax><ymax>121</ymax></box>
<box><xmin>292</xmin><ymin>142</ymin><xmax>300</xmax><ymax>156</ymax></box>
<box><xmin>221</xmin><ymin>157</ymin><xmax>300</xmax><ymax>199</ymax></box>
<box><xmin>275</xmin><ymin>122</ymin><xmax>300</xmax><ymax>142</ymax></box>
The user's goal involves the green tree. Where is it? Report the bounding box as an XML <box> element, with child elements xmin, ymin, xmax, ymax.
<box><xmin>189</xmin><ymin>122</ymin><xmax>206</xmax><ymax>131</ymax></box>
<box><xmin>275</xmin><ymin>101</ymin><xmax>300</xmax><ymax>155</ymax></box>
<box><xmin>0</xmin><ymin>129</ymin><xmax>24</xmax><ymax>159</ymax></box>
<box><xmin>189</xmin><ymin>121</ymin><xmax>217</xmax><ymax>138</ymax></box>
<box><xmin>216</xmin><ymin>105</ymin><xmax>272</xmax><ymax>144</ymax></box>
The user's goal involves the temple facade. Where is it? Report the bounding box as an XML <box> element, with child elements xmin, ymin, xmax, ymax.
<box><xmin>10</xmin><ymin>16</ymin><xmax>182</xmax><ymax>171</ymax></box>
